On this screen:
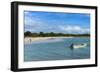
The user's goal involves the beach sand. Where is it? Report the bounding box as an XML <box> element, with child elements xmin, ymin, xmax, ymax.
<box><xmin>24</xmin><ymin>37</ymin><xmax>73</xmax><ymax>44</ymax></box>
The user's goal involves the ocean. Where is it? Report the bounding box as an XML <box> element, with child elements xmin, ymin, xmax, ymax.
<box><xmin>24</xmin><ymin>37</ymin><xmax>90</xmax><ymax>62</ymax></box>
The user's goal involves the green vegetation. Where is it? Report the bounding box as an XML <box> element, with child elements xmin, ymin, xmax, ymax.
<box><xmin>24</xmin><ymin>31</ymin><xmax>90</xmax><ymax>37</ymax></box>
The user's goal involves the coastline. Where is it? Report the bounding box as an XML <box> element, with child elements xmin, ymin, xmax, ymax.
<box><xmin>24</xmin><ymin>37</ymin><xmax>73</xmax><ymax>44</ymax></box>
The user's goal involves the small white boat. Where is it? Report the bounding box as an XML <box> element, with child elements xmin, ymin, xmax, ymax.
<box><xmin>71</xmin><ymin>43</ymin><xmax>87</xmax><ymax>49</ymax></box>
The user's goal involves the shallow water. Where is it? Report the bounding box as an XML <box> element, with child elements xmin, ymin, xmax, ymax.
<box><xmin>24</xmin><ymin>37</ymin><xmax>90</xmax><ymax>62</ymax></box>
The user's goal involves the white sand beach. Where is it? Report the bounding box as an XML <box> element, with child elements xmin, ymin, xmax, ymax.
<box><xmin>24</xmin><ymin>37</ymin><xmax>73</xmax><ymax>44</ymax></box>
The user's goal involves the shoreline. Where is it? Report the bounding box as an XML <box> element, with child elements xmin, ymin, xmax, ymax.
<box><xmin>24</xmin><ymin>37</ymin><xmax>73</xmax><ymax>44</ymax></box>
<box><xmin>24</xmin><ymin>36</ymin><xmax>90</xmax><ymax>44</ymax></box>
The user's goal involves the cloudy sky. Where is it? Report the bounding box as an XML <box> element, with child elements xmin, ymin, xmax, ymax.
<box><xmin>24</xmin><ymin>11</ymin><xmax>90</xmax><ymax>34</ymax></box>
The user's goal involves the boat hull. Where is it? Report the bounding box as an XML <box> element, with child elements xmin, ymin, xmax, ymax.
<box><xmin>72</xmin><ymin>44</ymin><xmax>87</xmax><ymax>49</ymax></box>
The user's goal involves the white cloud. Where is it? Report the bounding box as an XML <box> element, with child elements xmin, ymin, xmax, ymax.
<box><xmin>24</xmin><ymin>11</ymin><xmax>30</xmax><ymax>15</ymax></box>
<box><xmin>59</xmin><ymin>25</ymin><xmax>90</xmax><ymax>34</ymax></box>
<box><xmin>24</xmin><ymin>11</ymin><xmax>90</xmax><ymax>33</ymax></box>
<box><xmin>24</xmin><ymin>15</ymin><xmax>55</xmax><ymax>32</ymax></box>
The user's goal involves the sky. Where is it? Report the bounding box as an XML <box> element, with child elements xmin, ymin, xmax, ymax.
<box><xmin>24</xmin><ymin>11</ymin><xmax>90</xmax><ymax>34</ymax></box>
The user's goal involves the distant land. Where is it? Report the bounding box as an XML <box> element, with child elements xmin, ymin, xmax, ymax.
<box><xmin>24</xmin><ymin>31</ymin><xmax>90</xmax><ymax>37</ymax></box>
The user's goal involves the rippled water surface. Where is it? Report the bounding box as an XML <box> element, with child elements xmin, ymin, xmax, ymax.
<box><xmin>24</xmin><ymin>37</ymin><xmax>90</xmax><ymax>62</ymax></box>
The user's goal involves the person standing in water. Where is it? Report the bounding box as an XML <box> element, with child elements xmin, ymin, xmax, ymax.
<box><xmin>29</xmin><ymin>38</ymin><xmax>32</xmax><ymax>44</ymax></box>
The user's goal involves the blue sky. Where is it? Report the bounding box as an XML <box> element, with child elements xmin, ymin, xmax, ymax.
<box><xmin>24</xmin><ymin>11</ymin><xmax>90</xmax><ymax>34</ymax></box>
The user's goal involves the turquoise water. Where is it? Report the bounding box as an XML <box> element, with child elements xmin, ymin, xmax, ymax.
<box><xmin>24</xmin><ymin>37</ymin><xmax>90</xmax><ymax>62</ymax></box>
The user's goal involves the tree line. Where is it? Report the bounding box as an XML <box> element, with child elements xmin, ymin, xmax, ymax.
<box><xmin>24</xmin><ymin>31</ymin><xmax>90</xmax><ymax>37</ymax></box>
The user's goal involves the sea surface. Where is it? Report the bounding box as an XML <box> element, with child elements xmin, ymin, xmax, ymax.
<box><xmin>24</xmin><ymin>37</ymin><xmax>90</xmax><ymax>62</ymax></box>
